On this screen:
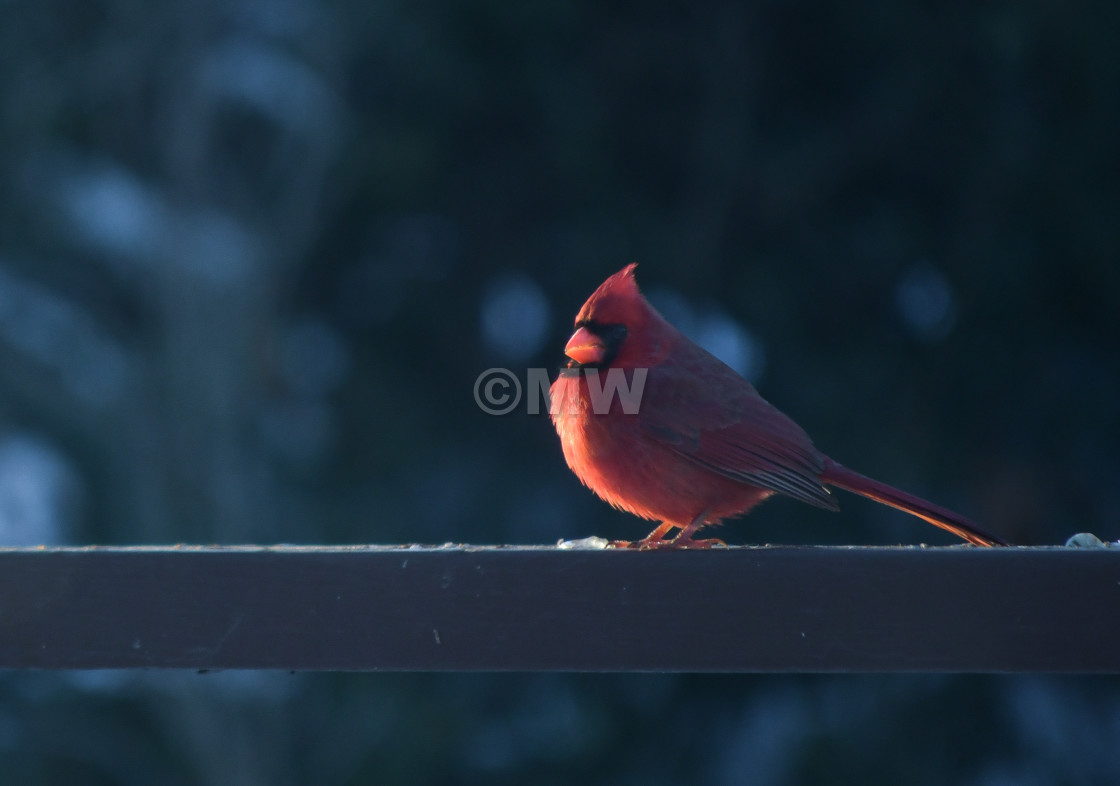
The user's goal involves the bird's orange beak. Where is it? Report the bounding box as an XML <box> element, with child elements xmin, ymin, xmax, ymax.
<box><xmin>564</xmin><ymin>326</ymin><xmax>607</xmax><ymax>366</ymax></box>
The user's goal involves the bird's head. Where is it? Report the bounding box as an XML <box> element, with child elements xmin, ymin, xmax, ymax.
<box><xmin>562</xmin><ymin>264</ymin><xmax>668</xmax><ymax>369</ymax></box>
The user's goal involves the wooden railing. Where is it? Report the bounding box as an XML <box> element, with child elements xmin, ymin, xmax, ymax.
<box><xmin>0</xmin><ymin>545</ymin><xmax>1116</xmax><ymax>672</ymax></box>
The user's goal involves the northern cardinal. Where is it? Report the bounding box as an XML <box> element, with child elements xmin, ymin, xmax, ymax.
<box><xmin>550</xmin><ymin>264</ymin><xmax>1006</xmax><ymax>548</ymax></box>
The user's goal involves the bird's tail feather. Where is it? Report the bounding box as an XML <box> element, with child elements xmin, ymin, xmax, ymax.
<box><xmin>820</xmin><ymin>460</ymin><xmax>1006</xmax><ymax>547</ymax></box>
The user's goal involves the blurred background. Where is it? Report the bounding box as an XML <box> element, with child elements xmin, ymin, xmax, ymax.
<box><xmin>1</xmin><ymin>0</ymin><xmax>1118</xmax><ymax>782</ymax></box>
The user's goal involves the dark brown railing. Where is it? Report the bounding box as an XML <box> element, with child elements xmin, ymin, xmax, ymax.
<box><xmin>1</xmin><ymin>545</ymin><xmax>1116</xmax><ymax>672</ymax></box>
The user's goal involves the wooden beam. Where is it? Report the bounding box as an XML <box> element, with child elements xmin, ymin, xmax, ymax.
<box><xmin>0</xmin><ymin>545</ymin><xmax>1116</xmax><ymax>672</ymax></box>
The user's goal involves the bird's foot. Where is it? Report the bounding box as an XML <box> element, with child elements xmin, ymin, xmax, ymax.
<box><xmin>608</xmin><ymin>513</ymin><xmax>725</xmax><ymax>549</ymax></box>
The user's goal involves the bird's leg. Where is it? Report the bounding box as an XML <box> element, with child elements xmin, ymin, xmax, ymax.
<box><xmin>667</xmin><ymin>511</ymin><xmax>726</xmax><ymax>549</ymax></box>
<box><xmin>610</xmin><ymin>520</ymin><xmax>676</xmax><ymax>549</ymax></box>
<box><xmin>612</xmin><ymin>514</ymin><xmax>726</xmax><ymax>549</ymax></box>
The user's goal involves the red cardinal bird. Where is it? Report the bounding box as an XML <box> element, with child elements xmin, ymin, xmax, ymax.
<box><xmin>550</xmin><ymin>264</ymin><xmax>1006</xmax><ymax>548</ymax></box>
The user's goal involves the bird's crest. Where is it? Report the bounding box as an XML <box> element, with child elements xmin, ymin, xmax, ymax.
<box><xmin>575</xmin><ymin>263</ymin><xmax>643</xmax><ymax>326</ymax></box>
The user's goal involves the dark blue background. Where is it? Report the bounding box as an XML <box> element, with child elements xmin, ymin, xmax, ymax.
<box><xmin>1</xmin><ymin>0</ymin><xmax>1117</xmax><ymax>783</ymax></box>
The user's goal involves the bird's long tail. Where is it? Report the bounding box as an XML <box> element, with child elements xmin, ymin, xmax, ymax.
<box><xmin>820</xmin><ymin>459</ymin><xmax>1007</xmax><ymax>547</ymax></box>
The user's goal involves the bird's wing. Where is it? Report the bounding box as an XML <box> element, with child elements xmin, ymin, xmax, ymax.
<box><xmin>639</xmin><ymin>341</ymin><xmax>838</xmax><ymax>510</ymax></box>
